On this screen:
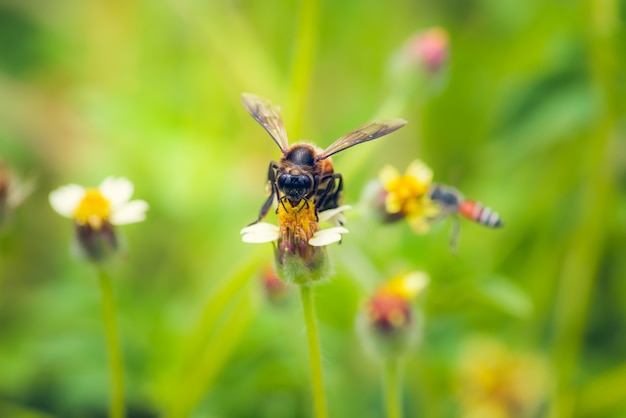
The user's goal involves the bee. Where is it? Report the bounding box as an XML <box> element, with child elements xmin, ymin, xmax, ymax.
<box><xmin>242</xmin><ymin>93</ymin><xmax>407</xmax><ymax>224</ymax></box>
<box><xmin>428</xmin><ymin>183</ymin><xmax>503</xmax><ymax>251</ymax></box>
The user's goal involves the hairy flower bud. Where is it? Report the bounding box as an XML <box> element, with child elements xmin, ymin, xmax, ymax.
<box><xmin>358</xmin><ymin>272</ymin><xmax>429</xmax><ymax>358</ymax></box>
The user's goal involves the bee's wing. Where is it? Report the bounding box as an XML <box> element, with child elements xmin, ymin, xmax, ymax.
<box><xmin>316</xmin><ymin>119</ymin><xmax>407</xmax><ymax>161</ymax></box>
<box><xmin>241</xmin><ymin>93</ymin><xmax>290</xmax><ymax>151</ymax></box>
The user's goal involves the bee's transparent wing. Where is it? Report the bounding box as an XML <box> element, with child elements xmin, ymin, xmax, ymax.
<box><xmin>317</xmin><ymin>119</ymin><xmax>407</xmax><ymax>161</ymax></box>
<box><xmin>241</xmin><ymin>93</ymin><xmax>289</xmax><ymax>151</ymax></box>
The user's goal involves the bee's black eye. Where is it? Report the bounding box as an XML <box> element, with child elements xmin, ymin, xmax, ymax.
<box><xmin>278</xmin><ymin>174</ymin><xmax>311</xmax><ymax>191</ymax></box>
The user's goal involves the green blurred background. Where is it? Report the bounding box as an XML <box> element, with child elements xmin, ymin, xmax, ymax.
<box><xmin>0</xmin><ymin>0</ymin><xmax>625</xmax><ymax>417</ymax></box>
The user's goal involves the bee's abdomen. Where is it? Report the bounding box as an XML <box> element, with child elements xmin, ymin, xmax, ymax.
<box><xmin>458</xmin><ymin>200</ymin><xmax>503</xmax><ymax>228</ymax></box>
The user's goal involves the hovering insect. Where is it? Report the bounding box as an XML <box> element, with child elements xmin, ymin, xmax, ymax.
<box><xmin>428</xmin><ymin>183</ymin><xmax>503</xmax><ymax>251</ymax></box>
<box><xmin>242</xmin><ymin>93</ymin><xmax>407</xmax><ymax>224</ymax></box>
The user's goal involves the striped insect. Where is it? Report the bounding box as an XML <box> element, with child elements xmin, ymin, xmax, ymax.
<box><xmin>242</xmin><ymin>93</ymin><xmax>407</xmax><ymax>224</ymax></box>
<box><xmin>428</xmin><ymin>183</ymin><xmax>503</xmax><ymax>251</ymax></box>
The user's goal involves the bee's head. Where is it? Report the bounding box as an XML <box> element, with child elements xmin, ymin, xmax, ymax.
<box><xmin>278</xmin><ymin>172</ymin><xmax>313</xmax><ymax>201</ymax></box>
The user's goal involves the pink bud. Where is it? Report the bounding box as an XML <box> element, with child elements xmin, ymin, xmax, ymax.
<box><xmin>410</xmin><ymin>27</ymin><xmax>449</xmax><ymax>73</ymax></box>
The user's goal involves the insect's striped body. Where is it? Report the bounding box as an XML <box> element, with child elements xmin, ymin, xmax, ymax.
<box><xmin>457</xmin><ymin>199</ymin><xmax>503</xmax><ymax>228</ymax></box>
<box><xmin>428</xmin><ymin>183</ymin><xmax>503</xmax><ymax>228</ymax></box>
<box><xmin>428</xmin><ymin>183</ymin><xmax>503</xmax><ymax>252</ymax></box>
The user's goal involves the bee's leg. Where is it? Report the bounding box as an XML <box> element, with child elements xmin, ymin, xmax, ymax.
<box><xmin>317</xmin><ymin>173</ymin><xmax>343</xmax><ymax>212</ymax></box>
<box><xmin>449</xmin><ymin>217</ymin><xmax>461</xmax><ymax>255</ymax></box>
<box><xmin>250</xmin><ymin>162</ymin><xmax>279</xmax><ymax>225</ymax></box>
<box><xmin>329</xmin><ymin>173</ymin><xmax>343</xmax><ymax>209</ymax></box>
<box><xmin>279</xmin><ymin>196</ymin><xmax>289</xmax><ymax>213</ymax></box>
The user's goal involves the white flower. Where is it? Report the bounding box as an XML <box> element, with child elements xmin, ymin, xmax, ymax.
<box><xmin>240</xmin><ymin>222</ymin><xmax>280</xmax><ymax>243</ymax></box>
<box><xmin>50</xmin><ymin>177</ymin><xmax>148</xmax><ymax>229</ymax></box>
<box><xmin>240</xmin><ymin>205</ymin><xmax>350</xmax><ymax>247</ymax></box>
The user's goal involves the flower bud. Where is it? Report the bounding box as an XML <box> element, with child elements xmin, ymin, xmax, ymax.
<box><xmin>387</xmin><ymin>27</ymin><xmax>450</xmax><ymax>97</ymax></box>
<box><xmin>261</xmin><ymin>265</ymin><xmax>290</xmax><ymax>305</ymax></box>
<box><xmin>358</xmin><ymin>272</ymin><xmax>429</xmax><ymax>359</ymax></box>
<box><xmin>74</xmin><ymin>221</ymin><xmax>118</xmax><ymax>262</ymax></box>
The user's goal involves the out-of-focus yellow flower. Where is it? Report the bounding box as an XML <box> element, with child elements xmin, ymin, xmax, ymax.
<box><xmin>358</xmin><ymin>272</ymin><xmax>429</xmax><ymax>358</ymax></box>
<box><xmin>375</xmin><ymin>160</ymin><xmax>440</xmax><ymax>233</ymax></box>
<box><xmin>241</xmin><ymin>202</ymin><xmax>350</xmax><ymax>285</ymax></box>
<box><xmin>49</xmin><ymin>177</ymin><xmax>148</xmax><ymax>261</ymax></box>
<box><xmin>457</xmin><ymin>338</ymin><xmax>549</xmax><ymax>418</ymax></box>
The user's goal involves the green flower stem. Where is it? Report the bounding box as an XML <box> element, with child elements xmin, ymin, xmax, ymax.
<box><xmin>97</xmin><ymin>268</ymin><xmax>125</xmax><ymax>418</ymax></box>
<box><xmin>374</xmin><ymin>86</ymin><xmax>413</xmax><ymax>120</ymax></box>
<box><xmin>181</xmin><ymin>247</ymin><xmax>265</xmax><ymax>370</ymax></box>
<box><xmin>286</xmin><ymin>0</ymin><xmax>320</xmax><ymax>138</ymax></box>
<box><xmin>548</xmin><ymin>0</ymin><xmax>617</xmax><ymax>416</ymax></box>
<box><xmin>168</xmin><ymin>289</ymin><xmax>256</xmax><ymax>418</ymax></box>
<box><xmin>383</xmin><ymin>358</ymin><xmax>402</xmax><ymax>418</ymax></box>
<box><xmin>300</xmin><ymin>285</ymin><xmax>328</xmax><ymax>418</ymax></box>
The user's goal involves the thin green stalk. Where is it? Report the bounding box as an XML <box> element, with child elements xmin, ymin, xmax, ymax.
<box><xmin>300</xmin><ymin>285</ymin><xmax>328</xmax><ymax>418</ymax></box>
<box><xmin>383</xmin><ymin>358</ymin><xmax>402</xmax><ymax>418</ymax></box>
<box><xmin>168</xmin><ymin>290</ymin><xmax>256</xmax><ymax>418</ymax></box>
<box><xmin>548</xmin><ymin>0</ymin><xmax>617</xmax><ymax>416</ymax></box>
<box><xmin>373</xmin><ymin>87</ymin><xmax>413</xmax><ymax>120</ymax></box>
<box><xmin>180</xmin><ymin>247</ymin><xmax>265</xmax><ymax>371</ymax></box>
<box><xmin>97</xmin><ymin>268</ymin><xmax>125</xmax><ymax>418</ymax></box>
<box><xmin>287</xmin><ymin>0</ymin><xmax>320</xmax><ymax>138</ymax></box>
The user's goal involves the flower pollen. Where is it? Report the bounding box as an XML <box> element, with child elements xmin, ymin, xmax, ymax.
<box><xmin>378</xmin><ymin>160</ymin><xmax>440</xmax><ymax>233</ymax></box>
<box><xmin>73</xmin><ymin>188</ymin><xmax>111</xmax><ymax>230</ymax></box>
<box><xmin>278</xmin><ymin>199</ymin><xmax>319</xmax><ymax>242</ymax></box>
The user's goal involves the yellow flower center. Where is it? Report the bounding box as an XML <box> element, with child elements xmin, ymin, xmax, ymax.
<box><xmin>277</xmin><ymin>199</ymin><xmax>319</xmax><ymax>243</ymax></box>
<box><xmin>73</xmin><ymin>189</ymin><xmax>111</xmax><ymax>229</ymax></box>
<box><xmin>386</xmin><ymin>174</ymin><xmax>429</xmax><ymax>214</ymax></box>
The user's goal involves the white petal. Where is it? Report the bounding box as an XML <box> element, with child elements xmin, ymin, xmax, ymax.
<box><xmin>240</xmin><ymin>222</ymin><xmax>279</xmax><ymax>235</ymax></box>
<box><xmin>49</xmin><ymin>184</ymin><xmax>85</xmax><ymax>218</ymax></box>
<box><xmin>308</xmin><ymin>226</ymin><xmax>349</xmax><ymax>246</ymax></box>
<box><xmin>100</xmin><ymin>177</ymin><xmax>134</xmax><ymax>210</ymax></box>
<box><xmin>406</xmin><ymin>160</ymin><xmax>433</xmax><ymax>183</ymax></box>
<box><xmin>242</xmin><ymin>230</ymin><xmax>279</xmax><ymax>243</ymax></box>
<box><xmin>110</xmin><ymin>200</ymin><xmax>149</xmax><ymax>225</ymax></box>
<box><xmin>318</xmin><ymin>205</ymin><xmax>351</xmax><ymax>223</ymax></box>
<box><xmin>402</xmin><ymin>272</ymin><xmax>430</xmax><ymax>296</ymax></box>
<box><xmin>378</xmin><ymin>165</ymin><xmax>400</xmax><ymax>186</ymax></box>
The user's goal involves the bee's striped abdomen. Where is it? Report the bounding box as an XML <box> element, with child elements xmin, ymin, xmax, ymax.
<box><xmin>458</xmin><ymin>200</ymin><xmax>503</xmax><ymax>228</ymax></box>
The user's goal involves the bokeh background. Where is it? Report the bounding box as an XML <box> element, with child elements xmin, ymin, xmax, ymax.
<box><xmin>1</xmin><ymin>0</ymin><xmax>625</xmax><ymax>417</ymax></box>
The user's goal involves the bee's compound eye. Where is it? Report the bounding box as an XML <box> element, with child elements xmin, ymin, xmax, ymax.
<box><xmin>278</xmin><ymin>174</ymin><xmax>311</xmax><ymax>191</ymax></box>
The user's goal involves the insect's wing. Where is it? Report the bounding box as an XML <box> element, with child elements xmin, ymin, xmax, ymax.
<box><xmin>241</xmin><ymin>93</ymin><xmax>290</xmax><ymax>151</ymax></box>
<box><xmin>316</xmin><ymin>119</ymin><xmax>407</xmax><ymax>161</ymax></box>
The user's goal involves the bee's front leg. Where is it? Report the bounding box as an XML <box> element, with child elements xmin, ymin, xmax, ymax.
<box><xmin>249</xmin><ymin>161</ymin><xmax>279</xmax><ymax>225</ymax></box>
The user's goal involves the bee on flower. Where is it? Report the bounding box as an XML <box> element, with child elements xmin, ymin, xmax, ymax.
<box><xmin>49</xmin><ymin>177</ymin><xmax>148</xmax><ymax>262</ymax></box>
<box><xmin>241</xmin><ymin>202</ymin><xmax>350</xmax><ymax>285</ymax></box>
<box><xmin>240</xmin><ymin>93</ymin><xmax>405</xmax><ymax>285</ymax></box>
<box><xmin>364</xmin><ymin>159</ymin><xmax>440</xmax><ymax>234</ymax></box>
<box><xmin>357</xmin><ymin>271</ymin><xmax>429</xmax><ymax>358</ymax></box>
